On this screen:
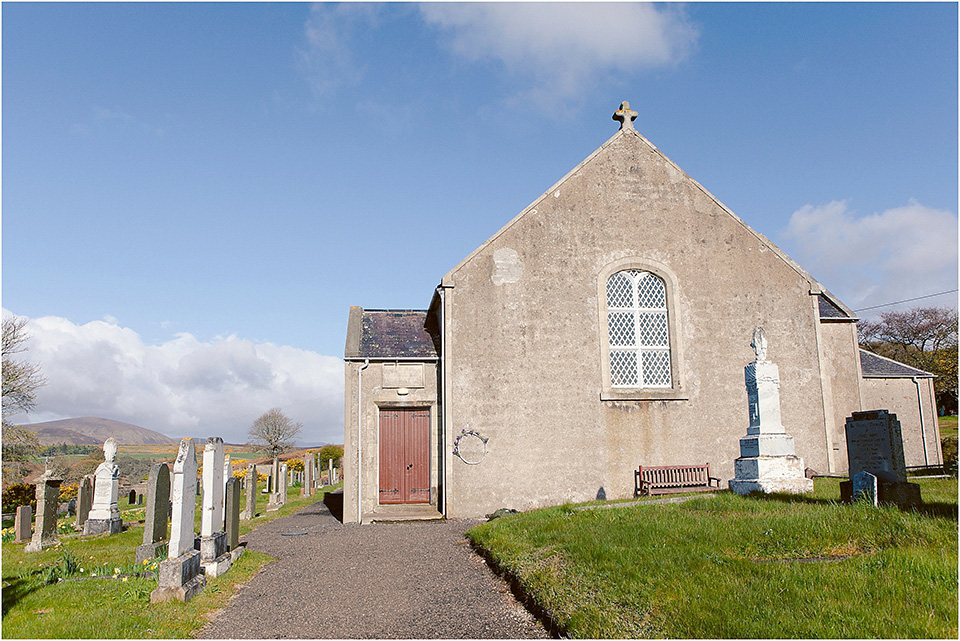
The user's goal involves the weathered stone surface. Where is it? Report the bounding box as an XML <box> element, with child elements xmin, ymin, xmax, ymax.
<box><xmin>201</xmin><ymin>437</ymin><xmax>225</xmax><ymax>538</ymax></box>
<box><xmin>14</xmin><ymin>505</ymin><xmax>31</xmax><ymax>543</ymax></box>
<box><xmin>852</xmin><ymin>470</ymin><xmax>878</xmax><ymax>506</ymax></box>
<box><xmin>151</xmin><ymin>549</ymin><xmax>205</xmax><ymax>603</ymax></box>
<box><xmin>225</xmin><ymin>477</ymin><xmax>240</xmax><ymax>551</ymax></box>
<box><xmin>730</xmin><ymin>329</ymin><xmax>813</xmax><ymax>495</ymax></box>
<box><xmin>143</xmin><ymin>463</ymin><xmax>171</xmax><ymax>545</ymax></box>
<box><xmin>242</xmin><ymin>464</ymin><xmax>256</xmax><ymax>520</ymax></box>
<box><xmin>85</xmin><ymin>438</ymin><xmax>122</xmax><ymax>536</ymax></box>
<box><xmin>845</xmin><ymin>410</ymin><xmax>908</xmax><ymax>483</ymax></box>
<box><xmin>169</xmin><ymin>438</ymin><xmax>198</xmax><ymax>558</ymax></box>
<box><xmin>25</xmin><ymin>474</ymin><xmax>61</xmax><ymax>552</ymax></box>
<box><xmin>75</xmin><ymin>474</ymin><xmax>94</xmax><ymax>529</ymax></box>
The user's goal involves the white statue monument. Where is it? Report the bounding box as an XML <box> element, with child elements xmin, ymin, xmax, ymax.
<box><xmin>729</xmin><ymin>327</ymin><xmax>814</xmax><ymax>495</ymax></box>
<box><xmin>84</xmin><ymin>437</ymin><xmax>123</xmax><ymax>535</ymax></box>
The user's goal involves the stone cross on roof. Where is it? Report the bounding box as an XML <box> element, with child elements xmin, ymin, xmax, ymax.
<box><xmin>612</xmin><ymin>101</ymin><xmax>638</xmax><ymax>130</ymax></box>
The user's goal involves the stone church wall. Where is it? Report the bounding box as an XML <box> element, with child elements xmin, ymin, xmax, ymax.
<box><xmin>442</xmin><ymin>131</ymin><xmax>836</xmax><ymax>518</ymax></box>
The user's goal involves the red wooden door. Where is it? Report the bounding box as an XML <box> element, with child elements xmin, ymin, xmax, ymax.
<box><xmin>379</xmin><ymin>408</ymin><xmax>430</xmax><ymax>504</ymax></box>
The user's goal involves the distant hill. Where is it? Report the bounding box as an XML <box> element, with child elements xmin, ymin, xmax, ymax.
<box><xmin>21</xmin><ymin>417</ymin><xmax>177</xmax><ymax>446</ymax></box>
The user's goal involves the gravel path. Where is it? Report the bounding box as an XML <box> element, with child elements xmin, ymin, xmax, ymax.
<box><xmin>196</xmin><ymin>499</ymin><xmax>551</xmax><ymax>639</ymax></box>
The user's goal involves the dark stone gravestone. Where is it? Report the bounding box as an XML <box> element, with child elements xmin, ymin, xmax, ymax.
<box><xmin>137</xmin><ymin>463</ymin><xmax>171</xmax><ymax>562</ymax></box>
<box><xmin>840</xmin><ymin>410</ymin><xmax>921</xmax><ymax>508</ymax></box>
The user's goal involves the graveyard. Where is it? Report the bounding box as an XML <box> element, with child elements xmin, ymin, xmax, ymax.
<box><xmin>1</xmin><ymin>446</ymin><xmax>343</xmax><ymax>639</ymax></box>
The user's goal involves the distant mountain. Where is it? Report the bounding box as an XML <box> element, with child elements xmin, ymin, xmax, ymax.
<box><xmin>21</xmin><ymin>417</ymin><xmax>177</xmax><ymax>446</ymax></box>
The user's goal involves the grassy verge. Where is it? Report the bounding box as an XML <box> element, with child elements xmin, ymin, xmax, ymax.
<box><xmin>467</xmin><ymin>478</ymin><xmax>958</xmax><ymax>638</ymax></box>
<box><xmin>2</xmin><ymin>483</ymin><xmax>340</xmax><ymax>638</ymax></box>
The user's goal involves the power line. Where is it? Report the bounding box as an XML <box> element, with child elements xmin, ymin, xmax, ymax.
<box><xmin>853</xmin><ymin>289</ymin><xmax>959</xmax><ymax>312</ymax></box>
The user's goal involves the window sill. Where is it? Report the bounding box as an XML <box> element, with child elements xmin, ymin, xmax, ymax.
<box><xmin>601</xmin><ymin>388</ymin><xmax>689</xmax><ymax>401</ymax></box>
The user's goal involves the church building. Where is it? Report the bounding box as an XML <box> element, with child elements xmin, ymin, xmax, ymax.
<box><xmin>343</xmin><ymin>102</ymin><xmax>941</xmax><ymax>523</ymax></box>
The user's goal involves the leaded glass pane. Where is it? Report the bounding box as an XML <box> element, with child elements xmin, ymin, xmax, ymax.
<box><xmin>610</xmin><ymin>350</ymin><xmax>638</xmax><ymax>387</ymax></box>
<box><xmin>638</xmin><ymin>312</ymin><xmax>668</xmax><ymax>347</ymax></box>
<box><xmin>642</xmin><ymin>350</ymin><xmax>672</xmax><ymax>387</ymax></box>
<box><xmin>636</xmin><ymin>273</ymin><xmax>666</xmax><ymax>309</ymax></box>
<box><xmin>606</xmin><ymin>272</ymin><xmax>633</xmax><ymax>308</ymax></box>
<box><xmin>608</xmin><ymin>312</ymin><xmax>636</xmax><ymax>347</ymax></box>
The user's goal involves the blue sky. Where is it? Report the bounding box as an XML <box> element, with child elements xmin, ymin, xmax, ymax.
<box><xmin>3</xmin><ymin>2</ymin><xmax>957</xmax><ymax>445</ymax></box>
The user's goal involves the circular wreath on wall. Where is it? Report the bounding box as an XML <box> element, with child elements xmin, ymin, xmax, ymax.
<box><xmin>453</xmin><ymin>429</ymin><xmax>488</xmax><ymax>465</ymax></box>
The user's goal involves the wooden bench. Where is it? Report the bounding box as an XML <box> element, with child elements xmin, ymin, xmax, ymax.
<box><xmin>634</xmin><ymin>463</ymin><xmax>721</xmax><ymax>497</ymax></box>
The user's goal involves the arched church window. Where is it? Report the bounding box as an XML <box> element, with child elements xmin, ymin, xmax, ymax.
<box><xmin>606</xmin><ymin>270</ymin><xmax>672</xmax><ymax>388</ymax></box>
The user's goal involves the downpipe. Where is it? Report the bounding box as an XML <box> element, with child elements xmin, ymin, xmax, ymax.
<box><xmin>912</xmin><ymin>376</ymin><xmax>929</xmax><ymax>466</ymax></box>
<box><xmin>357</xmin><ymin>359</ymin><xmax>369</xmax><ymax>524</ymax></box>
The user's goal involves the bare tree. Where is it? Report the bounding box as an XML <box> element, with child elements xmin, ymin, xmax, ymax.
<box><xmin>858</xmin><ymin>306</ymin><xmax>958</xmax><ymax>412</ymax></box>
<box><xmin>2</xmin><ymin>315</ymin><xmax>46</xmax><ymax>481</ymax></box>
<box><xmin>248</xmin><ymin>408</ymin><xmax>303</xmax><ymax>459</ymax></box>
<box><xmin>2</xmin><ymin>315</ymin><xmax>46</xmax><ymax>427</ymax></box>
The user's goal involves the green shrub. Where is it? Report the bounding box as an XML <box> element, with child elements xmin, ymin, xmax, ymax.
<box><xmin>2</xmin><ymin>482</ymin><xmax>36</xmax><ymax>513</ymax></box>
<box><xmin>941</xmin><ymin>436</ymin><xmax>957</xmax><ymax>476</ymax></box>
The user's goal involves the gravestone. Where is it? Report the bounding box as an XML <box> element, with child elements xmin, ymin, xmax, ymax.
<box><xmin>199</xmin><ymin>437</ymin><xmax>232</xmax><ymax>578</ymax></box>
<box><xmin>729</xmin><ymin>327</ymin><xmax>813</xmax><ymax>495</ymax></box>
<box><xmin>279</xmin><ymin>462</ymin><xmax>288</xmax><ymax>505</ymax></box>
<box><xmin>840</xmin><ymin>410</ymin><xmax>921</xmax><ymax>508</ymax></box>
<box><xmin>267</xmin><ymin>457</ymin><xmax>281</xmax><ymax>512</ymax></box>
<box><xmin>25</xmin><ymin>472</ymin><xmax>62</xmax><ymax>552</ymax></box>
<box><xmin>136</xmin><ymin>463</ymin><xmax>171</xmax><ymax>563</ymax></box>
<box><xmin>14</xmin><ymin>505</ymin><xmax>32</xmax><ymax>543</ymax></box>
<box><xmin>151</xmin><ymin>438</ymin><xmax>205</xmax><ymax>603</ymax></box>
<box><xmin>242</xmin><ymin>465</ymin><xmax>256</xmax><ymax>520</ymax></box>
<box><xmin>329</xmin><ymin>458</ymin><xmax>335</xmax><ymax>485</ymax></box>
<box><xmin>225</xmin><ymin>477</ymin><xmax>241</xmax><ymax>553</ymax></box>
<box><xmin>852</xmin><ymin>470</ymin><xmax>878</xmax><ymax>506</ymax></box>
<box><xmin>222</xmin><ymin>454</ymin><xmax>231</xmax><ymax>517</ymax></box>
<box><xmin>84</xmin><ymin>438</ymin><xmax>123</xmax><ymax>535</ymax></box>
<box><xmin>128</xmin><ymin>489</ymin><xmax>137</xmax><ymax>505</ymax></box>
<box><xmin>75</xmin><ymin>474</ymin><xmax>94</xmax><ymax>529</ymax></box>
<box><xmin>138</xmin><ymin>494</ymin><xmax>144</xmax><ymax>505</ymax></box>
<box><xmin>845</xmin><ymin>410</ymin><xmax>907</xmax><ymax>482</ymax></box>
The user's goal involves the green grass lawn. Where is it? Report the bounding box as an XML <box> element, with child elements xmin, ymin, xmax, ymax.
<box><xmin>938</xmin><ymin>415</ymin><xmax>958</xmax><ymax>439</ymax></box>
<box><xmin>467</xmin><ymin>478</ymin><xmax>958</xmax><ymax>639</ymax></box>
<box><xmin>2</xmin><ymin>483</ymin><xmax>341</xmax><ymax>638</ymax></box>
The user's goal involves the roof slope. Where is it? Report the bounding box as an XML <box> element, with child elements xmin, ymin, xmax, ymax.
<box><xmin>859</xmin><ymin>348</ymin><xmax>934</xmax><ymax>378</ymax></box>
<box><xmin>441</xmin><ymin>120</ymin><xmax>854</xmax><ymax>317</ymax></box>
<box><xmin>344</xmin><ymin>308</ymin><xmax>437</xmax><ymax>360</ymax></box>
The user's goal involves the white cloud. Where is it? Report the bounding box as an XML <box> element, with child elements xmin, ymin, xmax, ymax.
<box><xmin>296</xmin><ymin>3</ymin><xmax>378</xmax><ymax>96</ymax></box>
<box><xmin>419</xmin><ymin>2</ymin><xmax>698</xmax><ymax>107</ymax></box>
<box><xmin>2</xmin><ymin>310</ymin><xmax>344</xmax><ymax>446</ymax></box>
<box><xmin>782</xmin><ymin>199</ymin><xmax>959</xmax><ymax>314</ymax></box>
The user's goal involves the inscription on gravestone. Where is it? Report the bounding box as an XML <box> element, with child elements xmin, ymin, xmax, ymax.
<box><xmin>845</xmin><ymin>410</ymin><xmax>906</xmax><ymax>483</ymax></box>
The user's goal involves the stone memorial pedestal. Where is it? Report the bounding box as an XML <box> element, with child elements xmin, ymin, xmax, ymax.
<box><xmin>152</xmin><ymin>550</ymin><xmax>205</xmax><ymax>603</ymax></box>
<box><xmin>200</xmin><ymin>530</ymin><xmax>233</xmax><ymax>578</ymax></box>
<box><xmin>729</xmin><ymin>328</ymin><xmax>813</xmax><ymax>495</ymax></box>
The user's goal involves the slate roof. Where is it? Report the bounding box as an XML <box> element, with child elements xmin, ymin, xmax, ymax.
<box><xmin>818</xmin><ymin>294</ymin><xmax>851</xmax><ymax>319</ymax></box>
<box><xmin>859</xmin><ymin>349</ymin><xmax>934</xmax><ymax>378</ymax></box>
<box><xmin>355</xmin><ymin>310</ymin><xmax>437</xmax><ymax>359</ymax></box>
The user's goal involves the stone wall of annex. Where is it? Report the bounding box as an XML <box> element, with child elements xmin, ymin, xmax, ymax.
<box><xmin>442</xmin><ymin>130</ymin><xmax>837</xmax><ymax>518</ymax></box>
<box><xmin>342</xmin><ymin>360</ymin><xmax>440</xmax><ymax>524</ymax></box>
<box><xmin>861</xmin><ymin>377</ymin><xmax>942</xmax><ymax>468</ymax></box>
